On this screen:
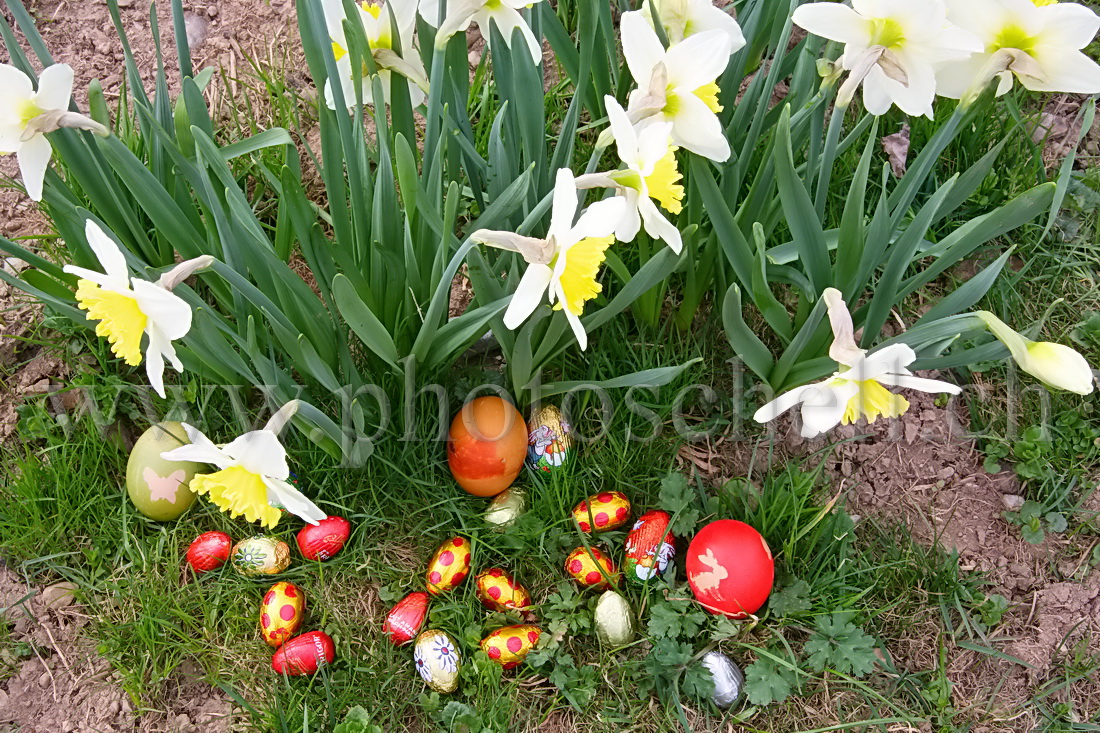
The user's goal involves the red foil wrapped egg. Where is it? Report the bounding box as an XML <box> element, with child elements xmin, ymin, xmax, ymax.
<box><xmin>296</xmin><ymin>516</ymin><xmax>350</xmax><ymax>561</ymax></box>
<box><xmin>686</xmin><ymin>519</ymin><xmax>774</xmax><ymax>618</ymax></box>
<box><xmin>624</xmin><ymin>510</ymin><xmax>676</xmax><ymax>584</ymax></box>
<box><xmin>271</xmin><ymin>631</ymin><xmax>335</xmax><ymax>676</ymax></box>
<box><xmin>480</xmin><ymin>625</ymin><xmax>541</xmax><ymax>669</ymax></box>
<box><xmin>564</xmin><ymin>546</ymin><xmax>619</xmax><ymax>589</ymax></box>
<box><xmin>571</xmin><ymin>491</ymin><xmax>631</xmax><ymax>533</ymax></box>
<box><xmin>426</xmin><ymin>537</ymin><xmax>473</xmax><ymax>595</ymax></box>
<box><xmin>260</xmin><ymin>581</ymin><xmax>305</xmax><ymax>647</ymax></box>
<box><xmin>383</xmin><ymin>592</ymin><xmax>430</xmax><ymax>645</ymax></box>
<box><xmin>186</xmin><ymin>531</ymin><xmax>232</xmax><ymax>574</ymax></box>
<box><xmin>475</xmin><ymin>568</ymin><xmax>533</xmax><ymax>613</ymax></box>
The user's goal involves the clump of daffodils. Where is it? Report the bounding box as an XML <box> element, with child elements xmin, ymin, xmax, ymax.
<box><xmin>162</xmin><ymin>401</ymin><xmax>327</xmax><ymax>529</ymax></box>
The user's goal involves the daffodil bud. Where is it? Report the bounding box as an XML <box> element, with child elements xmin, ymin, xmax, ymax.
<box><xmin>978</xmin><ymin>311</ymin><xmax>1095</xmax><ymax>395</ymax></box>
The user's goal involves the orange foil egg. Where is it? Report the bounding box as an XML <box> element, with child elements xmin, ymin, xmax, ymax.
<box><xmin>426</xmin><ymin>537</ymin><xmax>473</xmax><ymax>595</ymax></box>
<box><xmin>571</xmin><ymin>491</ymin><xmax>632</xmax><ymax>533</ymax></box>
<box><xmin>480</xmin><ymin>625</ymin><xmax>541</xmax><ymax>669</ymax></box>
<box><xmin>260</xmin><ymin>581</ymin><xmax>305</xmax><ymax>647</ymax></box>
<box><xmin>475</xmin><ymin>568</ymin><xmax>533</xmax><ymax>613</ymax></box>
<box><xmin>564</xmin><ymin>546</ymin><xmax>619</xmax><ymax>589</ymax></box>
<box><xmin>447</xmin><ymin>397</ymin><xmax>528</xmax><ymax>497</ymax></box>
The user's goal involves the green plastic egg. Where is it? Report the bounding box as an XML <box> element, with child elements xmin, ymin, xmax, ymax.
<box><xmin>125</xmin><ymin>422</ymin><xmax>205</xmax><ymax>521</ymax></box>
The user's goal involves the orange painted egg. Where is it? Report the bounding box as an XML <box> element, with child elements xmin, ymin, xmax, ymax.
<box><xmin>383</xmin><ymin>592</ymin><xmax>430</xmax><ymax>646</ymax></box>
<box><xmin>271</xmin><ymin>630</ymin><xmax>334</xmax><ymax>676</ymax></box>
<box><xmin>571</xmin><ymin>491</ymin><xmax>631</xmax><ymax>533</ymax></box>
<box><xmin>296</xmin><ymin>515</ymin><xmax>350</xmax><ymax>561</ymax></box>
<box><xmin>185</xmin><ymin>531</ymin><xmax>232</xmax><ymax>574</ymax></box>
<box><xmin>475</xmin><ymin>568</ymin><xmax>533</xmax><ymax>613</ymax></box>
<box><xmin>447</xmin><ymin>397</ymin><xmax>528</xmax><ymax>497</ymax></box>
<box><xmin>260</xmin><ymin>581</ymin><xmax>305</xmax><ymax>647</ymax></box>
<box><xmin>686</xmin><ymin>520</ymin><xmax>774</xmax><ymax>618</ymax></box>
<box><xmin>564</xmin><ymin>546</ymin><xmax>619</xmax><ymax>590</ymax></box>
<box><xmin>526</xmin><ymin>405</ymin><xmax>573</xmax><ymax>472</ymax></box>
<box><xmin>624</xmin><ymin>510</ymin><xmax>676</xmax><ymax>584</ymax></box>
<box><xmin>426</xmin><ymin>537</ymin><xmax>473</xmax><ymax>595</ymax></box>
<box><xmin>232</xmin><ymin>536</ymin><xmax>291</xmax><ymax>577</ymax></box>
<box><xmin>480</xmin><ymin>625</ymin><xmax>541</xmax><ymax>669</ymax></box>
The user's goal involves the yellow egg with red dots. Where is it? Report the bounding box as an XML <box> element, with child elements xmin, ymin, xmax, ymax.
<box><xmin>425</xmin><ymin>537</ymin><xmax>473</xmax><ymax>595</ymax></box>
<box><xmin>571</xmin><ymin>491</ymin><xmax>632</xmax><ymax>533</ymax></box>
<box><xmin>260</xmin><ymin>581</ymin><xmax>305</xmax><ymax>647</ymax></box>
<box><xmin>475</xmin><ymin>568</ymin><xmax>533</xmax><ymax>613</ymax></box>
<box><xmin>447</xmin><ymin>397</ymin><xmax>528</xmax><ymax>497</ymax></box>
<box><xmin>564</xmin><ymin>546</ymin><xmax>619</xmax><ymax>590</ymax></box>
<box><xmin>480</xmin><ymin>625</ymin><xmax>541</xmax><ymax>669</ymax></box>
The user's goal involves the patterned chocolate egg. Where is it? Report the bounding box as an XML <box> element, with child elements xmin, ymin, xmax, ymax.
<box><xmin>426</xmin><ymin>537</ymin><xmax>473</xmax><ymax>595</ymax></box>
<box><xmin>475</xmin><ymin>568</ymin><xmax>533</xmax><ymax>613</ymax></box>
<box><xmin>383</xmin><ymin>592</ymin><xmax>430</xmax><ymax>646</ymax></box>
<box><xmin>414</xmin><ymin>629</ymin><xmax>461</xmax><ymax>693</ymax></box>
<box><xmin>624</xmin><ymin>510</ymin><xmax>675</xmax><ymax>584</ymax></box>
<box><xmin>593</xmin><ymin>590</ymin><xmax>636</xmax><ymax>646</ymax></box>
<box><xmin>485</xmin><ymin>488</ymin><xmax>525</xmax><ymax>528</ymax></box>
<box><xmin>480</xmin><ymin>625</ymin><xmax>540</xmax><ymax>669</ymax></box>
<box><xmin>571</xmin><ymin>491</ymin><xmax>631</xmax><ymax>533</ymax></box>
<box><xmin>701</xmin><ymin>650</ymin><xmax>744</xmax><ymax>708</ymax></box>
<box><xmin>526</xmin><ymin>405</ymin><xmax>573</xmax><ymax>472</ymax></box>
<box><xmin>126</xmin><ymin>422</ymin><xmax>202</xmax><ymax>521</ymax></box>
<box><xmin>260</xmin><ymin>581</ymin><xmax>305</xmax><ymax>647</ymax></box>
<box><xmin>296</xmin><ymin>515</ymin><xmax>350</xmax><ymax>561</ymax></box>
<box><xmin>271</xmin><ymin>630</ymin><xmax>334</xmax><ymax>676</ymax></box>
<box><xmin>564</xmin><ymin>546</ymin><xmax>619</xmax><ymax>589</ymax></box>
<box><xmin>232</xmin><ymin>536</ymin><xmax>291</xmax><ymax>577</ymax></box>
<box><xmin>186</xmin><ymin>531</ymin><xmax>232</xmax><ymax>574</ymax></box>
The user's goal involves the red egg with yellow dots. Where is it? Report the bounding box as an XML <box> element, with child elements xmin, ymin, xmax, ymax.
<box><xmin>271</xmin><ymin>630</ymin><xmax>334</xmax><ymax>676</ymax></box>
<box><xmin>260</xmin><ymin>581</ymin><xmax>305</xmax><ymax>647</ymax></box>
<box><xmin>480</xmin><ymin>625</ymin><xmax>541</xmax><ymax>669</ymax></box>
<box><xmin>686</xmin><ymin>520</ymin><xmax>774</xmax><ymax>619</ymax></box>
<box><xmin>383</xmin><ymin>592</ymin><xmax>430</xmax><ymax>646</ymax></box>
<box><xmin>564</xmin><ymin>546</ymin><xmax>619</xmax><ymax>590</ymax></box>
<box><xmin>475</xmin><ymin>568</ymin><xmax>533</xmax><ymax>613</ymax></box>
<box><xmin>571</xmin><ymin>491</ymin><xmax>631</xmax><ymax>533</ymax></box>
<box><xmin>447</xmin><ymin>397</ymin><xmax>528</xmax><ymax>497</ymax></box>
<box><xmin>426</xmin><ymin>537</ymin><xmax>473</xmax><ymax>595</ymax></box>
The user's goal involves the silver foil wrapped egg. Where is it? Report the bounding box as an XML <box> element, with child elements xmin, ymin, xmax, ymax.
<box><xmin>702</xmin><ymin>650</ymin><xmax>744</xmax><ymax>708</ymax></box>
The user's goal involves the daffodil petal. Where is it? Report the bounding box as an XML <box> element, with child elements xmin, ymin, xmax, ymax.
<box><xmin>876</xmin><ymin>373</ymin><xmax>962</xmax><ymax>394</ymax></box>
<box><xmin>752</xmin><ymin>383</ymin><xmax>819</xmax><ymax>423</ymax></box>
<box><xmin>16</xmin><ymin>132</ymin><xmax>51</xmax><ymax>202</ymax></box>
<box><xmin>33</xmin><ymin>64</ymin><xmax>73</xmax><ymax>110</ymax></box>
<box><xmin>131</xmin><ymin>279</ymin><xmax>193</xmax><ymax>341</ymax></box>
<box><xmin>549</xmin><ymin>168</ymin><xmax>580</xmax><ymax>240</ymax></box>
<box><xmin>792</xmin><ymin>2</ymin><xmax>868</xmax><ymax>45</ymax></box>
<box><xmin>621</xmin><ymin>11</ymin><xmax>666</xmax><ymax>87</ymax></box>
<box><xmin>161</xmin><ymin>424</ymin><xmax>231</xmax><ymax>467</ymax></box>
<box><xmin>662</xmin><ymin>29</ymin><xmax>732</xmax><ymax>90</ymax></box>
<box><xmin>503</xmin><ymin>262</ymin><xmax>553</xmax><ymax>329</ymax></box>
<box><xmin>854</xmin><ymin>343</ymin><xmax>917</xmax><ymax>381</ymax></box>
<box><xmin>562</xmin><ymin>294</ymin><xmax>588</xmax><ymax>351</ymax></box>
<box><xmin>263</xmin><ymin>476</ymin><xmax>326</xmax><ymax>525</ymax></box>
<box><xmin>144</xmin><ymin>327</ymin><xmax>169</xmax><ymax>399</ymax></box>
<box><xmin>571</xmin><ymin>195</ymin><xmax>626</xmax><ymax>243</ymax></box>
<box><xmin>800</xmin><ymin>380</ymin><xmax>859</xmax><ymax>438</ymax></box>
<box><xmin>223</xmin><ymin>430</ymin><xmax>291</xmax><ymax>479</ymax></box>
<box><xmin>84</xmin><ymin>221</ymin><xmax>131</xmax><ymax>288</ymax></box>
<box><xmin>637</xmin><ymin>195</ymin><xmax>682</xmax><ymax>254</ymax></box>
<box><xmin>665</xmin><ymin>92</ymin><xmax>729</xmax><ymax>162</ymax></box>
<box><xmin>605</xmin><ymin>96</ymin><xmax>641</xmax><ymax>169</ymax></box>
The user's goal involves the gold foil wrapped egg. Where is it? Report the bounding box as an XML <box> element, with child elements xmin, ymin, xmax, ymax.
<box><xmin>414</xmin><ymin>629</ymin><xmax>461</xmax><ymax>693</ymax></box>
<box><xmin>593</xmin><ymin>590</ymin><xmax>635</xmax><ymax>646</ymax></box>
<box><xmin>571</xmin><ymin>491</ymin><xmax>631</xmax><ymax>533</ymax></box>
<box><xmin>232</xmin><ymin>536</ymin><xmax>291</xmax><ymax>577</ymax></box>
<box><xmin>526</xmin><ymin>405</ymin><xmax>573</xmax><ymax>472</ymax></box>
<box><xmin>260</xmin><ymin>581</ymin><xmax>305</xmax><ymax>647</ymax></box>
<box><xmin>480</xmin><ymin>625</ymin><xmax>541</xmax><ymax>669</ymax></box>
<box><xmin>475</xmin><ymin>568</ymin><xmax>533</xmax><ymax>613</ymax></box>
<box><xmin>485</xmin><ymin>488</ymin><xmax>525</xmax><ymax>529</ymax></box>
<box><xmin>426</xmin><ymin>537</ymin><xmax>473</xmax><ymax>595</ymax></box>
<box><xmin>564</xmin><ymin>546</ymin><xmax>619</xmax><ymax>589</ymax></box>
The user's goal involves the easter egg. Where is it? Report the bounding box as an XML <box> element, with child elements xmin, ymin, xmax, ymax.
<box><xmin>485</xmin><ymin>488</ymin><xmax>525</xmax><ymax>528</ymax></box>
<box><xmin>526</xmin><ymin>405</ymin><xmax>573</xmax><ymax>472</ymax></box>
<box><xmin>383</xmin><ymin>592</ymin><xmax>430</xmax><ymax>646</ymax></box>
<box><xmin>593</xmin><ymin>590</ymin><xmax>635</xmax><ymax>646</ymax></box>
<box><xmin>296</xmin><ymin>515</ymin><xmax>350</xmax><ymax>561</ymax></box>
<box><xmin>624</xmin><ymin>510</ymin><xmax>676</xmax><ymax>584</ymax></box>
<box><xmin>480</xmin><ymin>625</ymin><xmax>540</xmax><ymax>669</ymax></box>
<box><xmin>686</xmin><ymin>520</ymin><xmax>774</xmax><ymax>618</ymax></box>
<box><xmin>701</xmin><ymin>651</ymin><xmax>744</xmax><ymax>708</ymax></box>
<box><xmin>260</xmin><ymin>581</ymin><xmax>305</xmax><ymax>647</ymax></box>
<box><xmin>426</xmin><ymin>537</ymin><xmax>473</xmax><ymax>595</ymax></box>
<box><xmin>475</xmin><ymin>568</ymin><xmax>533</xmax><ymax>613</ymax></box>
<box><xmin>564</xmin><ymin>546</ymin><xmax>619</xmax><ymax>590</ymax></box>
<box><xmin>125</xmin><ymin>422</ymin><xmax>204</xmax><ymax>521</ymax></box>
<box><xmin>413</xmin><ymin>630</ymin><xmax>461</xmax><ymax>693</ymax></box>
<box><xmin>232</xmin><ymin>536</ymin><xmax>291</xmax><ymax>577</ymax></box>
<box><xmin>571</xmin><ymin>491</ymin><xmax>631</xmax><ymax>533</ymax></box>
<box><xmin>271</xmin><ymin>630</ymin><xmax>334</xmax><ymax>676</ymax></box>
<box><xmin>447</xmin><ymin>397</ymin><xmax>528</xmax><ymax>497</ymax></box>
<box><xmin>185</xmin><ymin>531</ymin><xmax>232</xmax><ymax>574</ymax></box>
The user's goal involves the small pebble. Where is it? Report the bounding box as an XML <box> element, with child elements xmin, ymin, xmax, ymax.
<box><xmin>1001</xmin><ymin>494</ymin><xmax>1026</xmax><ymax>511</ymax></box>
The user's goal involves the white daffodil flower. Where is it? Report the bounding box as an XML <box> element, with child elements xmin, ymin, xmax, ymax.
<box><xmin>754</xmin><ymin>288</ymin><xmax>962</xmax><ymax>438</ymax></box>
<box><xmin>977</xmin><ymin>311</ymin><xmax>1095</xmax><ymax>394</ymax></box>
<box><xmin>575</xmin><ymin>96</ymin><xmax>684</xmax><ymax>254</ymax></box>
<box><xmin>620</xmin><ymin>10</ymin><xmax>733</xmax><ymax>161</ymax></box>
<box><xmin>938</xmin><ymin>0</ymin><xmax>1100</xmax><ymax>101</ymax></box>
<box><xmin>792</xmin><ymin>0</ymin><xmax>982</xmax><ymax>117</ymax></box>
<box><xmin>419</xmin><ymin>0</ymin><xmax>546</xmax><ymax>65</ymax></box>
<box><xmin>640</xmin><ymin>0</ymin><xmax>746</xmax><ymax>49</ymax></box>
<box><xmin>322</xmin><ymin>0</ymin><xmax>429</xmax><ymax>110</ymax></box>
<box><xmin>62</xmin><ymin>221</ymin><xmax>211</xmax><ymax>399</ymax></box>
<box><xmin>161</xmin><ymin>401</ymin><xmax>327</xmax><ymax>529</ymax></box>
<box><xmin>471</xmin><ymin>168</ymin><xmax>626</xmax><ymax>350</ymax></box>
<box><xmin>0</xmin><ymin>63</ymin><xmax>108</xmax><ymax>201</ymax></box>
